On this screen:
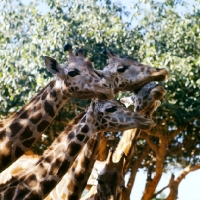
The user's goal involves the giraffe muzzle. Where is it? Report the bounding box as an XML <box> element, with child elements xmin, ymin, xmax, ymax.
<box><xmin>138</xmin><ymin>118</ymin><xmax>156</xmax><ymax>130</ymax></box>
<box><xmin>151</xmin><ymin>68</ymin><xmax>169</xmax><ymax>81</ymax></box>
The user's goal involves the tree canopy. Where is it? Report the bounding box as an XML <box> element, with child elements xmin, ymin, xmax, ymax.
<box><xmin>0</xmin><ymin>0</ymin><xmax>200</xmax><ymax>198</ymax></box>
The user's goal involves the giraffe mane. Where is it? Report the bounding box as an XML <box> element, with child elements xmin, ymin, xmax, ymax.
<box><xmin>63</xmin><ymin>111</ymin><xmax>86</xmax><ymax>133</ymax></box>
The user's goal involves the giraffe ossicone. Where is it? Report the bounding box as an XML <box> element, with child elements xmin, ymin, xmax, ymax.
<box><xmin>0</xmin><ymin>44</ymin><xmax>115</xmax><ymax>172</ymax></box>
<box><xmin>0</xmin><ymin>99</ymin><xmax>155</xmax><ymax>200</ymax></box>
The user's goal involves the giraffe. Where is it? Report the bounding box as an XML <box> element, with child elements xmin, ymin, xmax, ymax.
<box><xmin>47</xmin><ymin>51</ymin><xmax>169</xmax><ymax>200</ymax></box>
<box><xmin>95</xmin><ymin>50</ymin><xmax>169</xmax><ymax>93</ymax></box>
<box><xmin>81</xmin><ymin>148</ymin><xmax>125</xmax><ymax>200</ymax></box>
<box><xmin>117</xmin><ymin>83</ymin><xmax>166</xmax><ymax>200</ymax></box>
<box><xmin>114</xmin><ymin>82</ymin><xmax>166</xmax><ymax>164</ymax></box>
<box><xmin>96</xmin><ymin>148</ymin><xmax>125</xmax><ymax>200</ymax></box>
<box><xmin>44</xmin><ymin>84</ymin><xmax>165</xmax><ymax>200</ymax></box>
<box><xmin>0</xmin><ymin>44</ymin><xmax>115</xmax><ymax>173</ymax></box>
<box><xmin>0</xmin><ymin>99</ymin><xmax>155</xmax><ymax>200</ymax></box>
<box><xmin>0</xmin><ymin>47</ymin><xmax>168</xmax><ymax>197</ymax></box>
<box><xmin>84</xmin><ymin>82</ymin><xmax>166</xmax><ymax>200</ymax></box>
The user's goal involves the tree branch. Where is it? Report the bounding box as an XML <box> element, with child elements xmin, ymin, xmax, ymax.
<box><xmin>176</xmin><ymin>163</ymin><xmax>200</xmax><ymax>184</ymax></box>
<box><xmin>169</xmin><ymin>127</ymin><xmax>186</xmax><ymax>142</ymax></box>
<box><xmin>141</xmin><ymin>137</ymin><xmax>168</xmax><ymax>200</ymax></box>
<box><xmin>139</xmin><ymin>131</ymin><xmax>158</xmax><ymax>152</ymax></box>
<box><xmin>166</xmin><ymin>164</ymin><xmax>200</xmax><ymax>200</ymax></box>
<box><xmin>125</xmin><ymin>144</ymin><xmax>150</xmax><ymax>196</ymax></box>
<box><xmin>152</xmin><ymin>173</ymin><xmax>175</xmax><ymax>198</ymax></box>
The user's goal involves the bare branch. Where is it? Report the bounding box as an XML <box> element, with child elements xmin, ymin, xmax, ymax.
<box><xmin>169</xmin><ymin>127</ymin><xmax>186</xmax><ymax>142</ymax></box>
<box><xmin>176</xmin><ymin>163</ymin><xmax>200</xmax><ymax>184</ymax></box>
<box><xmin>125</xmin><ymin>144</ymin><xmax>150</xmax><ymax>196</ymax></box>
<box><xmin>139</xmin><ymin>131</ymin><xmax>158</xmax><ymax>152</ymax></box>
<box><xmin>152</xmin><ymin>174</ymin><xmax>174</xmax><ymax>198</ymax></box>
<box><xmin>166</xmin><ymin>164</ymin><xmax>200</xmax><ymax>200</ymax></box>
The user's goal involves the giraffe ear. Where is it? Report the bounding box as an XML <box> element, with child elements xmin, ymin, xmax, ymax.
<box><xmin>44</xmin><ymin>56</ymin><xmax>62</xmax><ymax>75</ymax></box>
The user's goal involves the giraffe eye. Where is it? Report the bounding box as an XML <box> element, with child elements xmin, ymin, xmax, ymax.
<box><xmin>105</xmin><ymin>106</ymin><xmax>117</xmax><ymax>113</ymax></box>
<box><xmin>117</xmin><ymin>65</ymin><xmax>129</xmax><ymax>73</ymax></box>
<box><xmin>97</xmin><ymin>179</ymin><xmax>104</xmax><ymax>185</ymax></box>
<box><xmin>68</xmin><ymin>69</ymin><xmax>80</xmax><ymax>77</ymax></box>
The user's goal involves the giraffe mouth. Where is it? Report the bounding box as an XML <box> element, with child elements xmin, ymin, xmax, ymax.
<box><xmin>138</xmin><ymin>119</ymin><xmax>156</xmax><ymax>130</ymax></box>
<box><xmin>96</xmin><ymin>91</ymin><xmax>114</xmax><ymax>100</ymax></box>
<box><xmin>151</xmin><ymin>68</ymin><xmax>169</xmax><ymax>81</ymax></box>
<box><xmin>95</xmin><ymin>86</ymin><xmax>115</xmax><ymax>100</ymax></box>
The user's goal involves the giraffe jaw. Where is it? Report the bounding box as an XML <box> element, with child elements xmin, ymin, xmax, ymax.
<box><xmin>69</xmin><ymin>90</ymin><xmax>114</xmax><ymax>100</ymax></box>
<box><xmin>137</xmin><ymin>120</ymin><xmax>156</xmax><ymax>130</ymax></box>
<box><xmin>95</xmin><ymin>88</ymin><xmax>115</xmax><ymax>100</ymax></box>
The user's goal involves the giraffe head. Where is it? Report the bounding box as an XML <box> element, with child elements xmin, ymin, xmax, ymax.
<box><xmin>120</xmin><ymin>82</ymin><xmax>166</xmax><ymax>117</ymax></box>
<box><xmin>88</xmin><ymin>99</ymin><xmax>156</xmax><ymax>131</ymax></box>
<box><xmin>97</xmin><ymin>148</ymin><xmax>125</xmax><ymax>200</ymax></box>
<box><xmin>95</xmin><ymin>51</ymin><xmax>168</xmax><ymax>93</ymax></box>
<box><xmin>44</xmin><ymin>44</ymin><xmax>114</xmax><ymax>100</ymax></box>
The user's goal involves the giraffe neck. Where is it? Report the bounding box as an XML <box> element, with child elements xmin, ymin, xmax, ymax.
<box><xmin>113</xmin><ymin>129</ymin><xmax>139</xmax><ymax>163</ymax></box>
<box><xmin>113</xmin><ymin>129</ymin><xmax>142</xmax><ymax>174</ymax></box>
<box><xmin>0</xmin><ymin>78</ymin><xmax>70</xmax><ymax>172</ymax></box>
<box><xmin>0</xmin><ymin>110</ymin><xmax>98</xmax><ymax>199</ymax></box>
<box><xmin>47</xmin><ymin>132</ymin><xmax>103</xmax><ymax>200</ymax></box>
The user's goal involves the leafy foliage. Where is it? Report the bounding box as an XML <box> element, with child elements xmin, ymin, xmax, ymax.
<box><xmin>135</xmin><ymin>0</ymin><xmax>200</xmax><ymax>166</ymax></box>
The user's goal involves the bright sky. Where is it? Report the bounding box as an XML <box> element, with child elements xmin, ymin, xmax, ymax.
<box><xmin>20</xmin><ymin>0</ymin><xmax>200</xmax><ymax>199</ymax></box>
<box><xmin>129</xmin><ymin>169</ymin><xmax>200</xmax><ymax>199</ymax></box>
